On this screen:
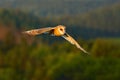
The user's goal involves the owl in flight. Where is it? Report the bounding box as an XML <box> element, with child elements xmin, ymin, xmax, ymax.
<box><xmin>23</xmin><ymin>25</ymin><xmax>89</xmax><ymax>54</ymax></box>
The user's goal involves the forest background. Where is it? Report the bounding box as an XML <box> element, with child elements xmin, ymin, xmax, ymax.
<box><xmin>0</xmin><ymin>0</ymin><xmax>120</xmax><ymax>80</ymax></box>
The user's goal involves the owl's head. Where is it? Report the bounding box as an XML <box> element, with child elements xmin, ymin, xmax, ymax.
<box><xmin>56</xmin><ymin>25</ymin><xmax>66</xmax><ymax>35</ymax></box>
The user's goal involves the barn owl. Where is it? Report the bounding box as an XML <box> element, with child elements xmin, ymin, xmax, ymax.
<box><xmin>23</xmin><ymin>25</ymin><xmax>89</xmax><ymax>54</ymax></box>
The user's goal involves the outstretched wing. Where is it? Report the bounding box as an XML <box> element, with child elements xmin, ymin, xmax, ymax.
<box><xmin>22</xmin><ymin>27</ymin><xmax>55</xmax><ymax>36</ymax></box>
<box><xmin>62</xmin><ymin>33</ymin><xmax>89</xmax><ymax>54</ymax></box>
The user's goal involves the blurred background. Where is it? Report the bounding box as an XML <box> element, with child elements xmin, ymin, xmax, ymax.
<box><xmin>0</xmin><ymin>0</ymin><xmax>120</xmax><ymax>80</ymax></box>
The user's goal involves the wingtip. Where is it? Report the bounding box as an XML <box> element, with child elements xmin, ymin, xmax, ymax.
<box><xmin>22</xmin><ymin>31</ymin><xmax>33</xmax><ymax>36</ymax></box>
<box><xmin>84</xmin><ymin>51</ymin><xmax>90</xmax><ymax>55</ymax></box>
<box><xmin>77</xmin><ymin>47</ymin><xmax>90</xmax><ymax>55</ymax></box>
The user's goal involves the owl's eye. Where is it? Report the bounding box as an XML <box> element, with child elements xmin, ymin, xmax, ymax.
<box><xmin>60</xmin><ymin>28</ymin><xmax>63</xmax><ymax>31</ymax></box>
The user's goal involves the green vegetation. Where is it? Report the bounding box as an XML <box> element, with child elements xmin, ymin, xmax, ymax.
<box><xmin>0</xmin><ymin>9</ymin><xmax>41</xmax><ymax>29</ymax></box>
<box><xmin>75</xmin><ymin>4</ymin><xmax>120</xmax><ymax>32</ymax></box>
<box><xmin>91</xmin><ymin>38</ymin><xmax>120</xmax><ymax>57</ymax></box>
<box><xmin>49</xmin><ymin>3</ymin><xmax>120</xmax><ymax>32</ymax></box>
<box><xmin>0</xmin><ymin>4</ymin><xmax>120</xmax><ymax>39</ymax></box>
<box><xmin>0</xmin><ymin>5</ymin><xmax>120</xmax><ymax>79</ymax></box>
<box><xmin>0</xmin><ymin>29</ymin><xmax>120</xmax><ymax>80</ymax></box>
<box><xmin>0</xmin><ymin>0</ymin><xmax>120</xmax><ymax>16</ymax></box>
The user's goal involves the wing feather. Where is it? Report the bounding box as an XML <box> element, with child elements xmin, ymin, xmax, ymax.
<box><xmin>23</xmin><ymin>27</ymin><xmax>54</xmax><ymax>36</ymax></box>
<box><xmin>62</xmin><ymin>33</ymin><xmax>89</xmax><ymax>54</ymax></box>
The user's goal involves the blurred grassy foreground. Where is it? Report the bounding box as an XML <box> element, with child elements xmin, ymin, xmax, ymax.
<box><xmin>0</xmin><ymin>29</ymin><xmax>120</xmax><ymax>80</ymax></box>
